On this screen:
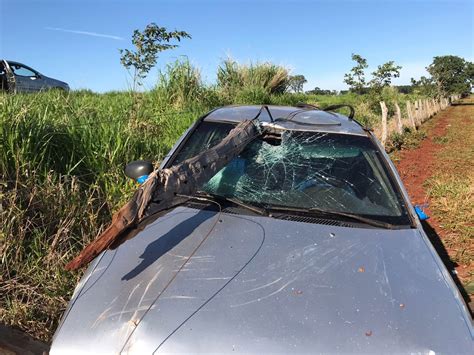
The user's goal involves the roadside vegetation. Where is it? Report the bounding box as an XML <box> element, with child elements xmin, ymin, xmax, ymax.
<box><xmin>1</xmin><ymin>22</ymin><xmax>473</xmax><ymax>342</ymax></box>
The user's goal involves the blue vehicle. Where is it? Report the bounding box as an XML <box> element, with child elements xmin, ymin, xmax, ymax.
<box><xmin>51</xmin><ymin>105</ymin><xmax>473</xmax><ymax>354</ymax></box>
<box><xmin>0</xmin><ymin>60</ymin><xmax>69</xmax><ymax>93</ymax></box>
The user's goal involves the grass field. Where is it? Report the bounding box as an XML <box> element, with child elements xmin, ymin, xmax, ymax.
<box><xmin>0</xmin><ymin>61</ymin><xmax>450</xmax><ymax>341</ymax></box>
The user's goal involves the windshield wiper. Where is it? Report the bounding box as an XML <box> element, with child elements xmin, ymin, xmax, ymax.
<box><xmin>265</xmin><ymin>205</ymin><xmax>395</xmax><ymax>229</ymax></box>
<box><xmin>191</xmin><ymin>191</ymin><xmax>268</xmax><ymax>216</ymax></box>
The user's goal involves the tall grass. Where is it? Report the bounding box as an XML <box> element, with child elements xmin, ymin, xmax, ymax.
<box><xmin>217</xmin><ymin>58</ymin><xmax>290</xmax><ymax>102</ymax></box>
<box><xmin>0</xmin><ymin>89</ymin><xmax>204</xmax><ymax>341</ymax></box>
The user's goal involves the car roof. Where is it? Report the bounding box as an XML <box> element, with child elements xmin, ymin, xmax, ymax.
<box><xmin>204</xmin><ymin>105</ymin><xmax>368</xmax><ymax>136</ymax></box>
<box><xmin>4</xmin><ymin>60</ymin><xmax>25</xmax><ymax>66</ymax></box>
<box><xmin>3</xmin><ymin>60</ymin><xmax>39</xmax><ymax>72</ymax></box>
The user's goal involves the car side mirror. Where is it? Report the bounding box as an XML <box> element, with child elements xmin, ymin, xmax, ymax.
<box><xmin>125</xmin><ymin>160</ymin><xmax>153</xmax><ymax>184</ymax></box>
<box><xmin>414</xmin><ymin>205</ymin><xmax>429</xmax><ymax>221</ymax></box>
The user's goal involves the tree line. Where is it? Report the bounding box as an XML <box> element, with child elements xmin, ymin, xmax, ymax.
<box><xmin>117</xmin><ymin>23</ymin><xmax>473</xmax><ymax>98</ymax></box>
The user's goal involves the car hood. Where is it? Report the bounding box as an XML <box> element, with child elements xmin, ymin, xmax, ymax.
<box><xmin>51</xmin><ymin>206</ymin><xmax>473</xmax><ymax>354</ymax></box>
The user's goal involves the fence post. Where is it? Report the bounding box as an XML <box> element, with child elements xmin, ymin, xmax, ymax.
<box><xmin>414</xmin><ymin>100</ymin><xmax>420</xmax><ymax>127</ymax></box>
<box><xmin>420</xmin><ymin>100</ymin><xmax>426</xmax><ymax>123</ymax></box>
<box><xmin>406</xmin><ymin>101</ymin><xmax>416</xmax><ymax>129</ymax></box>
<box><xmin>380</xmin><ymin>101</ymin><xmax>388</xmax><ymax>147</ymax></box>
<box><xmin>394</xmin><ymin>102</ymin><xmax>403</xmax><ymax>134</ymax></box>
<box><xmin>420</xmin><ymin>100</ymin><xmax>424</xmax><ymax>122</ymax></box>
<box><xmin>423</xmin><ymin>99</ymin><xmax>430</xmax><ymax>122</ymax></box>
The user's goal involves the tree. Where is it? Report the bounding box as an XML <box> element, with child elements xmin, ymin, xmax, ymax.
<box><xmin>410</xmin><ymin>76</ymin><xmax>437</xmax><ymax>97</ymax></box>
<box><xmin>427</xmin><ymin>55</ymin><xmax>472</xmax><ymax>96</ymax></box>
<box><xmin>343</xmin><ymin>53</ymin><xmax>368</xmax><ymax>94</ymax></box>
<box><xmin>120</xmin><ymin>23</ymin><xmax>191</xmax><ymax>90</ymax></box>
<box><xmin>466</xmin><ymin>61</ymin><xmax>474</xmax><ymax>87</ymax></box>
<box><xmin>306</xmin><ymin>87</ymin><xmax>337</xmax><ymax>95</ymax></box>
<box><xmin>288</xmin><ymin>75</ymin><xmax>307</xmax><ymax>93</ymax></box>
<box><xmin>369</xmin><ymin>61</ymin><xmax>402</xmax><ymax>90</ymax></box>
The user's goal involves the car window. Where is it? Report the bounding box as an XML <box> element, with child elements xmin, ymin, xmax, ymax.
<box><xmin>170</xmin><ymin>121</ymin><xmax>410</xmax><ymax>225</ymax></box>
<box><xmin>10</xmin><ymin>64</ymin><xmax>37</xmax><ymax>77</ymax></box>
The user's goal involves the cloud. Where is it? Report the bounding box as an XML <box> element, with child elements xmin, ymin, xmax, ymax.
<box><xmin>45</xmin><ymin>27</ymin><xmax>124</xmax><ymax>41</ymax></box>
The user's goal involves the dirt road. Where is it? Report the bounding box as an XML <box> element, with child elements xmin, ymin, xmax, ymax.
<box><xmin>395</xmin><ymin>96</ymin><xmax>473</xmax><ymax>304</ymax></box>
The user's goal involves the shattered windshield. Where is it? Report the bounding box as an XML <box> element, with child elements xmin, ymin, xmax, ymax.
<box><xmin>171</xmin><ymin>122</ymin><xmax>410</xmax><ymax>225</ymax></box>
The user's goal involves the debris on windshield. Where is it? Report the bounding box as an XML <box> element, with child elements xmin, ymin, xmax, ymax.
<box><xmin>65</xmin><ymin>119</ymin><xmax>261</xmax><ymax>271</ymax></box>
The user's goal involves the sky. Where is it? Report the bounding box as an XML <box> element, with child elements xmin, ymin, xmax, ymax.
<box><xmin>1</xmin><ymin>0</ymin><xmax>473</xmax><ymax>92</ymax></box>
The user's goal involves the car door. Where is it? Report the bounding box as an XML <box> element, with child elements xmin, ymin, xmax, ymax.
<box><xmin>1</xmin><ymin>60</ymin><xmax>16</xmax><ymax>92</ymax></box>
<box><xmin>8</xmin><ymin>62</ymin><xmax>44</xmax><ymax>92</ymax></box>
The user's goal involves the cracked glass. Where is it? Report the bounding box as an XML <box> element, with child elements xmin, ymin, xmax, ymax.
<box><xmin>171</xmin><ymin>121</ymin><xmax>410</xmax><ymax>225</ymax></box>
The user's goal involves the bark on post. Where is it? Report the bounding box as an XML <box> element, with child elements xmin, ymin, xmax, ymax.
<box><xmin>394</xmin><ymin>102</ymin><xmax>403</xmax><ymax>134</ymax></box>
<box><xmin>380</xmin><ymin>101</ymin><xmax>388</xmax><ymax>147</ymax></box>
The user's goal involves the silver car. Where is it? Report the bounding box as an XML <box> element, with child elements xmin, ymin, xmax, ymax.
<box><xmin>51</xmin><ymin>105</ymin><xmax>473</xmax><ymax>354</ymax></box>
<box><xmin>0</xmin><ymin>60</ymin><xmax>69</xmax><ymax>93</ymax></box>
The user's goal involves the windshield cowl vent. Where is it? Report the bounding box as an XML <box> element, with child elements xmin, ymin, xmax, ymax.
<box><xmin>275</xmin><ymin>214</ymin><xmax>356</xmax><ymax>228</ymax></box>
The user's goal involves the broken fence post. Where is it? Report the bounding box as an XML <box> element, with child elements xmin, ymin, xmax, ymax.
<box><xmin>65</xmin><ymin>119</ymin><xmax>262</xmax><ymax>271</ymax></box>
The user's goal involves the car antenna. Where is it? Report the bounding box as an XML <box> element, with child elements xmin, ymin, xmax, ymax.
<box><xmin>251</xmin><ymin>105</ymin><xmax>274</xmax><ymax>122</ymax></box>
<box><xmin>322</xmin><ymin>104</ymin><xmax>355</xmax><ymax>120</ymax></box>
<box><xmin>295</xmin><ymin>102</ymin><xmax>321</xmax><ymax>110</ymax></box>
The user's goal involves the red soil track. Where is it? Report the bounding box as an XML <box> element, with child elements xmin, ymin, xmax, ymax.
<box><xmin>395</xmin><ymin>101</ymin><xmax>473</xmax><ymax>303</ymax></box>
<box><xmin>395</xmin><ymin>108</ymin><xmax>451</xmax><ymax>225</ymax></box>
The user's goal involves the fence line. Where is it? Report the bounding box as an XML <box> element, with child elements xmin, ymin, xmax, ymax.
<box><xmin>377</xmin><ymin>94</ymin><xmax>460</xmax><ymax>147</ymax></box>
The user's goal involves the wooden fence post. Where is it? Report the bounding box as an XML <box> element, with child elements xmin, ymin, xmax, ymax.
<box><xmin>380</xmin><ymin>101</ymin><xmax>388</xmax><ymax>147</ymax></box>
<box><xmin>420</xmin><ymin>100</ymin><xmax>424</xmax><ymax>122</ymax></box>
<box><xmin>406</xmin><ymin>101</ymin><xmax>416</xmax><ymax>129</ymax></box>
<box><xmin>414</xmin><ymin>100</ymin><xmax>420</xmax><ymax>127</ymax></box>
<box><xmin>423</xmin><ymin>99</ymin><xmax>430</xmax><ymax>122</ymax></box>
<box><xmin>394</xmin><ymin>102</ymin><xmax>403</xmax><ymax>134</ymax></box>
<box><xmin>420</xmin><ymin>100</ymin><xmax>426</xmax><ymax>123</ymax></box>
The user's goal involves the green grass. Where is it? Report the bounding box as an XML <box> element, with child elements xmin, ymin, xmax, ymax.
<box><xmin>0</xmin><ymin>89</ymin><xmax>205</xmax><ymax>340</ymax></box>
<box><xmin>0</xmin><ymin>60</ymin><xmax>439</xmax><ymax>341</ymax></box>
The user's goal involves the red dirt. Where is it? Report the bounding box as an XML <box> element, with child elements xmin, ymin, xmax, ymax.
<box><xmin>395</xmin><ymin>110</ymin><xmax>450</xmax><ymax>214</ymax></box>
<box><xmin>394</xmin><ymin>103</ymin><xmax>473</xmax><ymax>300</ymax></box>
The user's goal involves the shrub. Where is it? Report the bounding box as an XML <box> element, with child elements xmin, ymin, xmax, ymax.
<box><xmin>217</xmin><ymin>58</ymin><xmax>290</xmax><ymax>101</ymax></box>
<box><xmin>153</xmin><ymin>57</ymin><xmax>205</xmax><ymax>109</ymax></box>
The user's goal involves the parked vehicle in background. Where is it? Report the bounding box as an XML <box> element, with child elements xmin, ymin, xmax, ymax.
<box><xmin>51</xmin><ymin>105</ymin><xmax>473</xmax><ymax>354</ymax></box>
<box><xmin>0</xmin><ymin>60</ymin><xmax>69</xmax><ymax>93</ymax></box>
